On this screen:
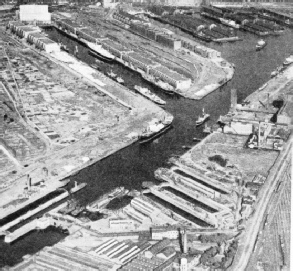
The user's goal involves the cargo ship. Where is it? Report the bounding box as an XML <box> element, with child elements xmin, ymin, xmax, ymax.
<box><xmin>139</xmin><ymin>115</ymin><xmax>173</xmax><ymax>144</ymax></box>
<box><xmin>86</xmin><ymin>41</ymin><xmax>115</xmax><ymax>61</ymax></box>
<box><xmin>86</xmin><ymin>187</ymin><xmax>129</xmax><ymax>212</ymax></box>
<box><xmin>142</xmin><ymin>73</ymin><xmax>175</xmax><ymax>94</ymax></box>
<box><xmin>134</xmin><ymin>85</ymin><xmax>166</xmax><ymax>105</ymax></box>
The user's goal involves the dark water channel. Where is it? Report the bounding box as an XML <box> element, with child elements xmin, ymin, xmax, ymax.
<box><xmin>0</xmin><ymin>25</ymin><xmax>292</xmax><ymax>268</ymax></box>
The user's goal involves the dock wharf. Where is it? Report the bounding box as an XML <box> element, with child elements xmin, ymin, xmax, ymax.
<box><xmin>149</xmin><ymin>187</ymin><xmax>217</xmax><ymax>226</ymax></box>
<box><xmin>4</xmin><ymin>217</ymin><xmax>52</xmax><ymax>243</ymax></box>
<box><xmin>169</xmin><ymin>163</ymin><xmax>231</xmax><ymax>194</ymax></box>
<box><xmin>0</xmin><ymin>179</ymin><xmax>70</xmax><ymax>221</ymax></box>
<box><xmin>155</xmin><ymin>168</ymin><xmax>220</xmax><ymax>199</ymax></box>
<box><xmin>0</xmin><ymin>182</ymin><xmax>86</xmax><ymax>236</ymax></box>
<box><xmin>164</xmin><ymin>182</ymin><xmax>230</xmax><ymax>212</ymax></box>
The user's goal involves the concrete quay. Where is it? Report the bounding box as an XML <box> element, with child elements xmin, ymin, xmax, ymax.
<box><xmin>149</xmin><ymin>187</ymin><xmax>217</xmax><ymax>226</ymax></box>
<box><xmin>166</xmin><ymin>183</ymin><xmax>230</xmax><ymax>212</ymax></box>
<box><xmin>0</xmin><ymin>182</ymin><xmax>86</xmax><ymax>237</ymax></box>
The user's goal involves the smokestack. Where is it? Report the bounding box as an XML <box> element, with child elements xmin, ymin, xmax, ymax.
<box><xmin>181</xmin><ymin>229</ymin><xmax>187</xmax><ymax>254</ymax></box>
<box><xmin>27</xmin><ymin>174</ymin><xmax>31</xmax><ymax>189</ymax></box>
<box><xmin>231</xmin><ymin>89</ymin><xmax>237</xmax><ymax>112</ymax></box>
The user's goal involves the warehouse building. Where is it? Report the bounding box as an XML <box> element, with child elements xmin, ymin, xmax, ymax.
<box><xmin>35</xmin><ymin>37</ymin><xmax>60</xmax><ymax>53</ymax></box>
<box><xmin>150</xmin><ymin>66</ymin><xmax>191</xmax><ymax>89</ymax></box>
<box><xmin>19</xmin><ymin>5</ymin><xmax>51</xmax><ymax>24</ymax></box>
<box><xmin>15</xmin><ymin>25</ymin><xmax>41</xmax><ymax>39</ymax></box>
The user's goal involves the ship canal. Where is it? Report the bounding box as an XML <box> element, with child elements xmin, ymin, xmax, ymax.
<box><xmin>0</xmin><ymin>24</ymin><xmax>293</xmax><ymax>268</ymax></box>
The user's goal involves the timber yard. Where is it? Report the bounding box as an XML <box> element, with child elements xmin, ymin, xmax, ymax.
<box><xmin>0</xmin><ymin>1</ymin><xmax>292</xmax><ymax>271</ymax></box>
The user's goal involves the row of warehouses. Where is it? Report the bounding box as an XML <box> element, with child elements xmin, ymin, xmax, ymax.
<box><xmin>7</xmin><ymin>21</ymin><xmax>60</xmax><ymax>53</ymax></box>
<box><xmin>113</xmin><ymin>10</ymin><xmax>221</xmax><ymax>59</ymax></box>
<box><xmin>54</xmin><ymin>18</ymin><xmax>192</xmax><ymax>90</ymax></box>
<box><xmin>113</xmin><ymin>11</ymin><xmax>182</xmax><ymax>51</ymax></box>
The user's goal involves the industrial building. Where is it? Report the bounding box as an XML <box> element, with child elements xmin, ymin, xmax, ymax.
<box><xmin>8</xmin><ymin>243</ymin><xmax>121</xmax><ymax>270</ymax></box>
<box><xmin>19</xmin><ymin>5</ymin><xmax>51</xmax><ymax>24</ymax></box>
<box><xmin>151</xmin><ymin>226</ymin><xmax>180</xmax><ymax>240</ymax></box>
<box><xmin>109</xmin><ymin>218</ymin><xmax>135</xmax><ymax>230</ymax></box>
<box><xmin>123</xmin><ymin>205</ymin><xmax>151</xmax><ymax>224</ymax></box>
<box><xmin>7</xmin><ymin>21</ymin><xmax>60</xmax><ymax>53</ymax></box>
<box><xmin>14</xmin><ymin>25</ymin><xmax>41</xmax><ymax>39</ymax></box>
<box><xmin>150</xmin><ymin>66</ymin><xmax>191</xmax><ymax>89</ymax></box>
<box><xmin>130</xmin><ymin>197</ymin><xmax>161</xmax><ymax>217</ymax></box>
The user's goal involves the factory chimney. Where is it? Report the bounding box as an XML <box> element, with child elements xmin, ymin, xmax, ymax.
<box><xmin>231</xmin><ymin>89</ymin><xmax>237</xmax><ymax>112</ymax></box>
<box><xmin>27</xmin><ymin>174</ymin><xmax>31</xmax><ymax>189</ymax></box>
<box><xmin>180</xmin><ymin>229</ymin><xmax>188</xmax><ymax>254</ymax></box>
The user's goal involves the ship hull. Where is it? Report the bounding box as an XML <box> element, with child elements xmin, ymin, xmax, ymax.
<box><xmin>196</xmin><ymin>115</ymin><xmax>210</xmax><ymax>127</ymax></box>
<box><xmin>88</xmin><ymin>49</ymin><xmax>114</xmax><ymax>62</ymax></box>
<box><xmin>139</xmin><ymin>124</ymin><xmax>172</xmax><ymax>144</ymax></box>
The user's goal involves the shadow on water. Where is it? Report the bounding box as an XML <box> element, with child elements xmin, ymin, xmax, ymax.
<box><xmin>1</xmin><ymin>25</ymin><xmax>293</xmax><ymax>268</ymax></box>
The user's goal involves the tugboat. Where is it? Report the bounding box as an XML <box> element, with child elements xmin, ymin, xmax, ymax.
<box><xmin>134</xmin><ymin>85</ymin><xmax>166</xmax><ymax>106</ymax></box>
<box><xmin>116</xmin><ymin>77</ymin><xmax>124</xmax><ymax>84</ymax></box>
<box><xmin>139</xmin><ymin>115</ymin><xmax>173</xmax><ymax>144</ymax></box>
<box><xmin>196</xmin><ymin>108</ymin><xmax>210</xmax><ymax>127</ymax></box>
<box><xmin>283</xmin><ymin>55</ymin><xmax>293</xmax><ymax>66</ymax></box>
<box><xmin>59</xmin><ymin>42</ymin><xmax>69</xmax><ymax>52</ymax></box>
<box><xmin>107</xmin><ymin>70</ymin><xmax>117</xmax><ymax>79</ymax></box>
<box><xmin>256</xmin><ymin>39</ymin><xmax>267</xmax><ymax>51</ymax></box>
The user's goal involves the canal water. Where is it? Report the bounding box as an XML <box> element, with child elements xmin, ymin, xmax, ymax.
<box><xmin>0</xmin><ymin>25</ymin><xmax>292</xmax><ymax>268</ymax></box>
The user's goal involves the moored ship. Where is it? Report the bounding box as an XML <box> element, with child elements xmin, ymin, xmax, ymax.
<box><xmin>86</xmin><ymin>41</ymin><xmax>115</xmax><ymax>61</ymax></box>
<box><xmin>256</xmin><ymin>39</ymin><xmax>267</xmax><ymax>51</ymax></box>
<box><xmin>116</xmin><ymin>76</ymin><xmax>124</xmax><ymax>84</ymax></box>
<box><xmin>196</xmin><ymin>108</ymin><xmax>210</xmax><ymax>127</ymax></box>
<box><xmin>134</xmin><ymin>85</ymin><xmax>166</xmax><ymax>105</ymax></box>
<box><xmin>139</xmin><ymin>115</ymin><xmax>174</xmax><ymax>144</ymax></box>
<box><xmin>283</xmin><ymin>55</ymin><xmax>293</xmax><ymax>66</ymax></box>
<box><xmin>86</xmin><ymin>187</ymin><xmax>129</xmax><ymax>212</ymax></box>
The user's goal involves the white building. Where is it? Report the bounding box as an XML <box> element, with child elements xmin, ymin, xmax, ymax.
<box><xmin>109</xmin><ymin>219</ymin><xmax>135</xmax><ymax>230</ymax></box>
<box><xmin>151</xmin><ymin>226</ymin><xmax>180</xmax><ymax>240</ymax></box>
<box><xmin>19</xmin><ymin>5</ymin><xmax>51</xmax><ymax>23</ymax></box>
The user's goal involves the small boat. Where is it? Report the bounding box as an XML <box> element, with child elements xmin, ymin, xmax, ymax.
<box><xmin>71</xmin><ymin>205</ymin><xmax>85</xmax><ymax>216</ymax></box>
<box><xmin>134</xmin><ymin>85</ymin><xmax>166</xmax><ymax>105</ymax></box>
<box><xmin>59</xmin><ymin>199</ymin><xmax>78</xmax><ymax>214</ymax></box>
<box><xmin>139</xmin><ymin>115</ymin><xmax>174</xmax><ymax>144</ymax></box>
<box><xmin>270</xmin><ymin>70</ymin><xmax>279</xmax><ymax>78</ymax></box>
<box><xmin>107</xmin><ymin>70</ymin><xmax>117</xmax><ymax>78</ymax></box>
<box><xmin>59</xmin><ymin>43</ymin><xmax>69</xmax><ymax>52</ymax></box>
<box><xmin>116</xmin><ymin>77</ymin><xmax>124</xmax><ymax>84</ymax></box>
<box><xmin>283</xmin><ymin>55</ymin><xmax>293</xmax><ymax>66</ymax></box>
<box><xmin>256</xmin><ymin>39</ymin><xmax>267</xmax><ymax>51</ymax></box>
<box><xmin>90</xmin><ymin>63</ymin><xmax>100</xmax><ymax>70</ymax></box>
<box><xmin>196</xmin><ymin>108</ymin><xmax>210</xmax><ymax>127</ymax></box>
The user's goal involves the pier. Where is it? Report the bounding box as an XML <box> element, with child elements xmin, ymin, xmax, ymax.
<box><xmin>149</xmin><ymin>187</ymin><xmax>217</xmax><ymax>226</ymax></box>
<box><xmin>0</xmin><ymin>182</ymin><xmax>86</xmax><ymax>237</ymax></box>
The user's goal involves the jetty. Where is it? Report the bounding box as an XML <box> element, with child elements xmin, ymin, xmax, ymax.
<box><xmin>0</xmin><ymin>182</ymin><xmax>87</xmax><ymax>239</ymax></box>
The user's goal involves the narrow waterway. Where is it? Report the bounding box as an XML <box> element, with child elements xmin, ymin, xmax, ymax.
<box><xmin>0</xmin><ymin>25</ymin><xmax>292</xmax><ymax>268</ymax></box>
